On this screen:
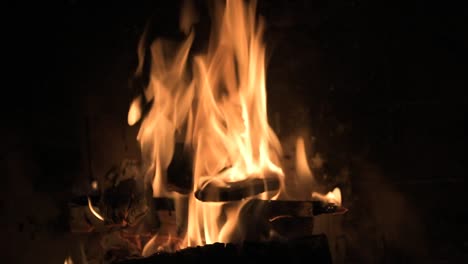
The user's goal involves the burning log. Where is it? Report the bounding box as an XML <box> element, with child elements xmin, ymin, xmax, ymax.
<box><xmin>116</xmin><ymin>235</ymin><xmax>332</xmax><ymax>264</ymax></box>
<box><xmin>194</xmin><ymin>172</ymin><xmax>281</xmax><ymax>202</ymax></box>
<box><xmin>70</xmin><ymin>197</ymin><xmax>346</xmax><ymax>221</ymax></box>
<box><xmin>237</xmin><ymin>199</ymin><xmax>347</xmax><ymax>241</ymax></box>
<box><xmin>70</xmin><ymin>194</ymin><xmax>346</xmax><ymax>243</ymax></box>
<box><xmin>246</xmin><ymin>199</ymin><xmax>347</xmax><ymax>218</ymax></box>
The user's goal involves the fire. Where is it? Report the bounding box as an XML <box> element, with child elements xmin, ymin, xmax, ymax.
<box><xmin>64</xmin><ymin>256</ymin><xmax>73</xmax><ymax>264</ymax></box>
<box><xmin>127</xmin><ymin>0</ymin><xmax>342</xmax><ymax>253</ymax></box>
<box><xmin>295</xmin><ymin>137</ymin><xmax>313</xmax><ymax>179</ymax></box>
<box><xmin>128</xmin><ymin>96</ymin><xmax>142</xmax><ymax>126</ymax></box>
<box><xmin>87</xmin><ymin>196</ymin><xmax>105</xmax><ymax>221</ymax></box>
<box><xmin>312</xmin><ymin>187</ymin><xmax>343</xmax><ymax>206</ymax></box>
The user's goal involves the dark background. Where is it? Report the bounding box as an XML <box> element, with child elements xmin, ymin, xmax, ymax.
<box><xmin>2</xmin><ymin>0</ymin><xmax>467</xmax><ymax>263</ymax></box>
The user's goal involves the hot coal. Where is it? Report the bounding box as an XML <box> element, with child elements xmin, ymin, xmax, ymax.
<box><xmin>116</xmin><ymin>235</ymin><xmax>332</xmax><ymax>264</ymax></box>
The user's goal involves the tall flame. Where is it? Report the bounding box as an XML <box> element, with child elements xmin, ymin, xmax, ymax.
<box><xmin>128</xmin><ymin>0</ymin><xmax>338</xmax><ymax>252</ymax></box>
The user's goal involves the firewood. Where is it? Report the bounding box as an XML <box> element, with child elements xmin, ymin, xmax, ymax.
<box><xmin>194</xmin><ymin>173</ymin><xmax>281</xmax><ymax>202</ymax></box>
<box><xmin>70</xmin><ymin>197</ymin><xmax>346</xmax><ymax>220</ymax></box>
<box><xmin>237</xmin><ymin>199</ymin><xmax>346</xmax><ymax>241</ymax></box>
<box><xmin>116</xmin><ymin>235</ymin><xmax>332</xmax><ymax>264</ymax></box>
<box><xmin>246</xmin><ymin>199</ymin><xmax>347</xmax><ymax>218</ymax></box>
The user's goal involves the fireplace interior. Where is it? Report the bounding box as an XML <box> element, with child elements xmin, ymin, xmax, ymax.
<box><xmin>3</xmin><ymin>0</ymin><xmax>468</xmax><ymax>263</ymax></box>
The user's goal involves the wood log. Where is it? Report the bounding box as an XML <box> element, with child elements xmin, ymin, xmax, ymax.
<box><xmin>69</xmin><ymin>195</ymin><xmax>346</xmax><ymax>238</ymax></box>
<box><xmin>70</xmin><ymin>197</ymin><xmax>346</xmax><ymax>222</ymax></box>
<box><xmin>237</xmin><ymin>199</ymin><xmax>346</xmax><ymax>241</ymax></box>
<box><xmin>116</xmin><ymin>234</ymin><xmax>332</xmax><ymax>264</ymax></box>
<box><xmin>194</xmin><ymin>173</ymin><xmax>281</xmax><ymax>202</ymax></box>
<box><xmin>246</xmin><ymin>199</ymin><xmax>347</xmax><ymax>218</ymax></box>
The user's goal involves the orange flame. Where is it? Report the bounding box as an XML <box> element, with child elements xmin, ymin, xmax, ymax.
<box><xmin>129</xmin><ymin>0</ymin><xmax>341</xmax><ymax>252</ymax></box>
<box><xmin>295</xmin><ymin>137</ymin><xmax>313</xmax><ymax>179</ymax></box>
<box><xmin>312</xmin><ymin>187</ymin><xmax>343</xmax><ymax>206</ymax></box>
<box><xmin>64</xmin><ymin>256</ymin><xmax>73</xmax><ymax>264</ymax></box>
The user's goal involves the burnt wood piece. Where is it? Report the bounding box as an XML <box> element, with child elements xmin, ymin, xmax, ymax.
<box><xmin>70</xmin><ymin>197</ymin><xmax>346</xmax><ymax>217</ymax></box>
<box><xmin>72</xmin><ymin>173</ymin><xmax>281</xmax><ymax>205</ymax></box>
<box><xmin>117</xmin><ymin>234</ymin><xmax>332</xmax><ymax>264</ymax></box>
<box><xmin>100</xmin><ymin>178</ymin><xmax>147</xmax><ymax>225</ymax></box>
<box><xmin>250</xmin><ymin>199</ymin><xmax>347</xmax><ymax>217</ymax></box>
<box><xmin>70</xmin><ymin>197</ymin><xmax>175</xmax><ymax>211</ymax></box>
<box><xmin>237</xmin><ymin>199</ymin><xmax>347</xmax><ymax>241</ymax></box>
<box><xmin>70</xmin><ymin>195</ymin><xmax>169</xmax><ymax>209</ymax></box>
<box><xmin>194</xmin><ymin>174</ymin><xmax>281</xmax><ymax>202</ymax></box>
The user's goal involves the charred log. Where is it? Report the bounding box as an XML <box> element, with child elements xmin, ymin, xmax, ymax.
<box><xmin>116</xmin><ymin>235</ymin><xmax>332</xmax><ymax>264</ymax></box>
<box><xmin>238</xmin><ymin>199</ymin><xmax>346</xmax><ymax>241</ymax></box>
<box><xmin>194</xmin><ymin>173</ymin><xmax>281</xmax><ymax>202</ymax></box>
<box><xmin>70</xmin><ymin>196</ymin><xmax>345</xmax><ymax>231</ymax></box>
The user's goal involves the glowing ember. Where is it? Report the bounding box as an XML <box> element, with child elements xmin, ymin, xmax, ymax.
<box><xmin>128</xmin><ymin>0</ymin><xmax>344</xmax><ymax>253</ymax></box>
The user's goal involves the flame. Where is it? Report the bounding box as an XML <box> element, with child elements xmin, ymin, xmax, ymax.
<box><xmin>141</xmin><ymin>234</ymin><xmax>157</xmax><ymax>257</ymax></box>
<box><xmin>129</xmin><ymin>0</ymin><xmax>341</xmax><ymax>252</ymax></box>
<box><xmin>87</xmin><ymin>196</ymin><xmax>104</xmax><ymax>221</ymax></box>
<box><xmin>293</xmin><ymin>136</ymin><xmax>316</xmax><ymax>199</ymax></box>
<box><xmin>128</xmin><ymin>96</ymin><xmax>142</xmax><ymax>126</ymax></box>
<box><xmin>91</xmin><ymin>180</ymin><xmax>98</xmax><ymax>190</ymax></box>
<box><xmin>327</xmin><ymin>187</ymin><xmax>342</xmax><ymax>206</ymax></box>
<box><xmin>295</xmin><ymin>137</ymin><xmax>313</xmax><ymax>179</ymax></box>
<box><xmin>64</xmin><ymin>256</ymin><xmax>73</xmax><ymax>264</ymax></box>
<box><xmin>131</xmin><ymin>0</ymin><xmax>282</xmax><ymax>248</ymax></box>
<box><xmin>312</xmin><ymin>187</ymin><xmax>343</xmax><ymax>206</ymax></box>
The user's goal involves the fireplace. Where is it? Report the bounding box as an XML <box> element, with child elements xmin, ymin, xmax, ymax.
<box><xmin>4</xmin><ymin>0</ymin><xmax>467</xmax><ymax>263</ymax></box>
<box><xmin>66</xmin><ymin>1</ymin><xmax>347</xmax><ymax>262</ymax></box>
